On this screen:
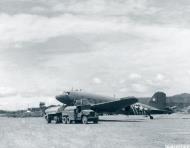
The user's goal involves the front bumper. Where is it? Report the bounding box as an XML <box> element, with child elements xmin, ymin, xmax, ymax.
<box><xmin>87</xmin><ymin>116</ymin><xmax>99</xmax><ymax>121</ymax></box>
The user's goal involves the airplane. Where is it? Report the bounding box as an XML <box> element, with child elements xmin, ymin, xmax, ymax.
<box><xmin>56</xmin><ymin>90</ymin><xmax>174</xmax><ymax>119</ymax></box>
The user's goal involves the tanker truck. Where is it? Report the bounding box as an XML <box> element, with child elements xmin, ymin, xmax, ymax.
<box><xmin>44</xmin><ymin>105</ymin><xmax>98</xmax><ymax>124</ymax></box>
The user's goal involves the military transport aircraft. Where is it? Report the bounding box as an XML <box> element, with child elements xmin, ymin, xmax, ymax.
<box><xmin>56</xmin><ymin>90</ymin><xmax>173</xmax><ymax>119</ymax></box>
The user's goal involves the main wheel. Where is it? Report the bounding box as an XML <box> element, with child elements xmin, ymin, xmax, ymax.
<box><xmin>62</xmin><ymin>117</ymin><xmax>67</xmax><ymax>124</ymax></box>
<box><xmin>82</xmin><ymin>116</ymin><xmax>88</xmax><ymax>124</ymax></box>
<box><xmin>150</xmin><ymin>115</ymin><xmax>154</xmax><ymax>120</ymax></box>
<box><xmin>93</xmin><ymin>120</ymin><xmax>98</xmax><ymax>124</ymax></box>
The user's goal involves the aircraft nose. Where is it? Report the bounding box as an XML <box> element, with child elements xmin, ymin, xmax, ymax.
<box><xmin>56</xmin><ymin>94</ymin><xmax>68</xmax><ymax>102</ymax></box>
<box><xmin>56</xmin><ymin>94</ymin><xmax>73</xmax><ymax>105</ymax></box>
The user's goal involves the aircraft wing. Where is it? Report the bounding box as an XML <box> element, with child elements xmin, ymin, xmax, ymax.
<box><xmin>91</xmin><ymin>97</ymin><xmax>138</xmax><ymax>113</ymax></box>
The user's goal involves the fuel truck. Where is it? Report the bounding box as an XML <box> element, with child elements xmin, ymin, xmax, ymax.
<box><xmin>44</xmin><ymin>105</ymin><xmax>99</xmax><ymax>124</ymax></box>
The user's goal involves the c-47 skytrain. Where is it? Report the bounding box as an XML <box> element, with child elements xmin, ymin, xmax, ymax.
<box><xmin>56</xmin><ymin>90</ymin><xmax>174</xmax><ymax>119</ymax></box>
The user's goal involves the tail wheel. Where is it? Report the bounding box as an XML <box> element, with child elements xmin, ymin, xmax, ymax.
<box><xmin>82</xmin><ymin>116</ymin><xmax>88</xmax><ymax>124</ymax></box>
<box><xmin>62</xmin><ymin>117</ymin><xmax>67</xmax><ymax>124</ymax></box>
<box><xmin>67</xmin><ymin>117</ymin><xmax>71</xmax><ymax>124</ymax></box>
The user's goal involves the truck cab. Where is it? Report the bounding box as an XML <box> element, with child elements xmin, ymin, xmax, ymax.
<box><xmin>62</xmin><ymin>105</ymin><xmax>98</xmax><ymax>124</ymax></box>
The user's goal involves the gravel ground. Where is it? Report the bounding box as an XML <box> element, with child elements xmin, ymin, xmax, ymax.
<box><xmin>0</xmin><ymin>114</ymin><xmax>190</xmax><ymax>148</ymax></box>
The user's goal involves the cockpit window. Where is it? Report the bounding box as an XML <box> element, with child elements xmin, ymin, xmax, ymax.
<box><xmin>82</xmin><ymin>99</ymin><xmax>90</xmax><ymax>105</ymax></box>
<box><xmin>75</xmin><ymin>100</ymin><xmax>82</xmax><ymax>106</ymax></box>
<box><xmin>65</xmin><ymin>91</ymin><xmax>70</xmax><ymax>95</ymax></box>
<box><xmin>74</xmin><ymin>99</ymin><xmax>90</xmax><ymax>106</ymax></box>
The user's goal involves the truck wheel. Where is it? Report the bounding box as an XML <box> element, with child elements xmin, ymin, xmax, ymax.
<box><xmin>57</xmin><ymin>115</ymin><xmax>62</xmax><ymax>123</ymax></box>
<box><xmin>62</xmin><ymin>117</ymin><xmax>67</xmax><ymax>124</ymax></box>
<box><xmin>47</xmin><ymin>116</ymin><xmax>51</xmax><ymax>124</ymax></box>
<box><xmin>55</xmin><ymin>116</ymin><xmax>60</xmax><ymax>124</ymax></box>
<box><xmin>57</xmin><ymin>116</ymin><xmax>62</xmax><ymax>123</ymax></box>
<box><xmin>67</xmin><ymin>117</ymin><xmax>71</xmax><ymax>124</ymax></box>
<box><xmin>82</xmin><ymin>116</ymin><xmax>88</xmax><ymax>124</ymax></box>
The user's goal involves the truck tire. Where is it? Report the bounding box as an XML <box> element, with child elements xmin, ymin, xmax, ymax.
<box><xmin>47</xmin><ymin>115</ymin><xmax>51</xmax><ymax>124</ymax></box>
<box><xmin>82</xmin><ymin>116</ymin><xmax>88</xmax><ymax>124</ymax></box>
<box><xmin>62</xmin><ymin>117</ymin><xmax>67</xmax><ymax>124</ymax></box>
<box><xmin>67</xmin><ymin>117</ymin><xmax>71</xmax><ymax>124</ymax></box>
<box><xmin>55</xmin><ymin>116</ymin><xmax>60</xmax><ymax>124</ymax></box>
<box><xmin>56</xmin><ymin>115</ymin><xmax>62</xmax><ymax>124</ymax></box>
<box><xmin>58</xmin><ymin>116</ymin><xmax>62</xmax><ymax>123</ymax></box>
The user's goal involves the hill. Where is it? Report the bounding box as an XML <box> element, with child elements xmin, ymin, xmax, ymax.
<box><xmin>167</xmin><ymin>93</ymin><xmax>190</xmax><ymax>108</ymax></box>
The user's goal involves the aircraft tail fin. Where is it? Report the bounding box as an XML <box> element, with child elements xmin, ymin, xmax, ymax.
<box><xmin>149</xmin><ymin>92</ymin><xmax>167</xmax><ymax>110</ymax></box>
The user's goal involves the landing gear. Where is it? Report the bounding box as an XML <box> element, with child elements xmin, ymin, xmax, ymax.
<box><xmin>145</xmin><ymin>111</ymin><xmax>154</xmax><ymax>120</ymax></box>
<box><xmin>93</xmin><ymin>119</ymin><xmax>98</xmax><ymax>124</ymax></box>
<box><xmin>149</xmin><ymin>115</ymin><xmax>154</xmax><ymax>120</ymax></box>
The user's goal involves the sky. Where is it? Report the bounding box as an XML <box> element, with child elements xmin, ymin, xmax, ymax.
<box><xmin>0</xmin><ymin>0</ymin><xmax>190</xmax><ymax>110</ymax></box>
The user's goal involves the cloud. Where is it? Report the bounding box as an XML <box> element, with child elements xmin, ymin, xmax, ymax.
<box><xmin>1</xmin><ymin>11</ymin><xmax>190</xmax><ymax>55</ymax></box>
<box><xmin>92</xmin><ymin>77</ymin><xmax>102</xmax><ymax>84</ymax></box>
<box><xmin>2</xmin><ymin>0</ymin><xmax>190</xmax><ymax>28</ymax></box>
<box><xmin>1</xmin><ymin>12</ymin><xmax>190</xmax><ymax>47</ymax></box>
<box><xmin>119</xmin><ymin>79</ymin><xmax>126</xmax><ymax>84</ymax></box>
<box><xmin>129</xmin><ymin>73</ymin><xmax>142</xmax><ymax>80</ymax></box>
<box><xmin>1</xmin><ymin>0</ymin><xmax>190</xmax><ymax>109</ymax></box>
<box><xmin>187</xmin><ymin>70</ymin><xmax>190</xmax><ymax>75</ymax></box>
<box><xmin>50</xmin><ymin>0</ymin><xmax>149</xmax><ymax>15</ymax></box>
<box><xmin>156</xmin><ymin>73</ymin><xmax>165</xmax><ymax>81</ymax></box>
<box><xmin>0</xmin><ymin>87</ymin><xmax>17</xmax><ymax>97</ymax></box>
<box><xmin>131</xmin><ymin>83</ymin><xmax>148</xmax><ymax>93</ymax></box>
<box><xmin>119</xmin><ymin>87</ymin><xmax>129</xmax><ymax>93</ymax></box>
<box><xmin>31</xmin><ymin>6</ymin><xmax>47</xmax><ymax>13</ymax></box>
<box><xmin>0</xmin><ymin>13</ymin><xmax>130</xmax><ymax>44</ymax></box>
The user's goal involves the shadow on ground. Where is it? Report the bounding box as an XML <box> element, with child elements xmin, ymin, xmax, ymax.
<box><xmin>99</xmin><ymin>119</ymin><xmax>144</xmax><ymax>122</ymax></box>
